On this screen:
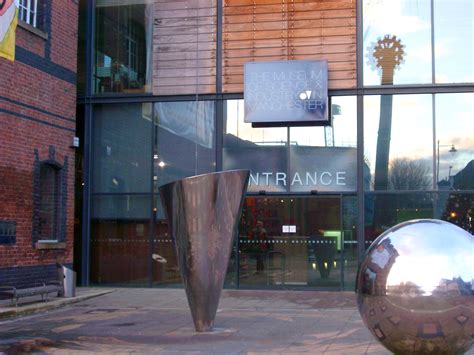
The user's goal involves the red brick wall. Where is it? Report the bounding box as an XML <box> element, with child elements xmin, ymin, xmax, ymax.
<box><xmin>0</xmin><ymin>1</ymin><xmax>78</xmax><ymax>274</ymax></box>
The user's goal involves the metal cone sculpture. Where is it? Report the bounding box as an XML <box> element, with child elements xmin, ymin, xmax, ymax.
<box><xmin>159</xmin><ymin>170</ymin><xmax>250</xmax><ymax>332</ymax></box>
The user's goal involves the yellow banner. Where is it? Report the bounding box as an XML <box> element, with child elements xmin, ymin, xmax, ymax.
<box><xmin>0</xmin><ymin>0</ymin><xmax>19</xmax><ymax>61</ymax></box>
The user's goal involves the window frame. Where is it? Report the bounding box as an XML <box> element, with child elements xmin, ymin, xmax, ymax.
<box><xmin>19</xmin><ymin>0</ymin><xmax>38</xmax><ymax>28</ymax></box>
<box><xmin>38</xmin><ymin>162</ymin><xmax>61</xmax><ymax>242</ymax></box>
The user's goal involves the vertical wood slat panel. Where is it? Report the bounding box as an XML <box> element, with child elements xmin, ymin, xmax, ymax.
<box><xmin>223</xmin><ymin>0</ymin><xmax>356</xmax><ymax>93</ymax></box>
<box><xmin>153</xmin><ymin>1</ymin><xmax>217</xmax><ymax>96</ymax></box>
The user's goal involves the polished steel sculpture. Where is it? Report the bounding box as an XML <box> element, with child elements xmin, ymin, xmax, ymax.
<box><xmin>356</xmin><ymin>219</ymin><xmax>474</xmax><ymax>354</ymax></box>
<box><xmin>159</xmin><ymin>170</ymin><xmax>249</xmax><ymax>332</ymax></box>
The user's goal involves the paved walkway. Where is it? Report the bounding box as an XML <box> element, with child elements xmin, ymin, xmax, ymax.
<box><xmin>0</xmin><ymin>288</ymin><xmax>472</xmax><ymax>354</ymax></box>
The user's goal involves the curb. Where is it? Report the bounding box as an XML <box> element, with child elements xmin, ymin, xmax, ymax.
<box><xmin>0</xmin><ymin>289</ymin><xmax>116</xmax><ymax>320</ymax></box>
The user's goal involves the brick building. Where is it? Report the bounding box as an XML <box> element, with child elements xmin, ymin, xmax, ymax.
<box><xmin>0</xmin><ymin>1</ymin><xmax>78</xmax><ymax>288</ymax></box>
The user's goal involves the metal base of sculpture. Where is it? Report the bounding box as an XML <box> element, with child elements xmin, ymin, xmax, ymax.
<box><xmin>160</xmin><ymin>170</ymin><xmax>249</xmax><ymax>332</ymax></box>
<box><xmin>356</xmin><ymin>219</ymin><xmax>474</xmax><ymax>354</ymax></box>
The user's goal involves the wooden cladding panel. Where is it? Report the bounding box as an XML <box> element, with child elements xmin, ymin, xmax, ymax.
<box><xmin>223</xmin><ymin>0</ymin><xmax>356</xmax><ymax>92</ymax></box>
<box><xmin>153</xmin><ymin>1</ymin><xmax>217</xmax><ymax>96</ymax></box>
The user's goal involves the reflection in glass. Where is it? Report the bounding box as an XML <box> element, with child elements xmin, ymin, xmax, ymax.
<box><xmin>90</xmin><ymin>195</ymin><xmax>151</xmax><ymax>285</ymax></box>
<box><xmin>238</xmin><ymin>196</ymin><xmax>343</xmax><ymax>289</ymax></box>
<box><xmin>365</xmin><ymin>192</ymin><xmax>434</xmax><ymax>245</ymax></box>
<box><xmin>364</xmin><ymin>95</ymin><xmax>433</xmax><ymax>191</ymax></box>
<box><xmin>289</xmin><ymin>97</ymin><xmax>357</xmax><ymax>193</ymax></box>
<box><xmin>436</xmin><ymin>192</ymin><xmax>474</xmax><ymax>235</ymax></box>
<box><xmin>153</xmin><ymin>101</ymin><xmax>216</xmax><ymax>205</ymax></box>
<box><xmin>436</xmin><ymin>94</ymin><xmax>474</xmax><ymax>189</ymax></box>
<box><xmin>363</xmin><ymin>0</ymin><xmax>431</xmax><ymax>85</ymax></box>
<box><xmin>223</xmin><ymin>100</ymin><xmax>288</xmax><ymax>193</ymax></box>
<box><xmin>224</xmin><ymin>98</ymin><xmax>357</xmax><ymax>193</ymax></box>
<box><xmin>94</xmin><ymin>0</ymin><xmax>153</xmax><ymax>94</ymax></box>
<box><xmin>367</xmin><ymin>191</ymin><xmax>474</xmax><ymax>242</ymax></box>
<box><xmin>92</xmin><ymin>104</ymin><xmax>152</xmax><ymax>193</ymax></box>
<box><xmin>434</xmin><ymin>1</ymin><xmax>474</xmax><ymax>83</ymax></box>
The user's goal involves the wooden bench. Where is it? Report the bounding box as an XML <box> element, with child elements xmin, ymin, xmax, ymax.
<box><xmin>0</xmin><ymin>281</ymin><xmax>62</xmax><ymax>307</ymax></box>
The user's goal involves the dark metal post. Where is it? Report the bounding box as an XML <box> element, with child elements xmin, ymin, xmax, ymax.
<box><xmin>81</xmin><ymin>104</ymin><xmax>92</xmax><ymax>286</ymax></box>
<box><xmin>356</xmin><ymin>0</ymin><xmax>366</xmax><ymax>264</ymax></box>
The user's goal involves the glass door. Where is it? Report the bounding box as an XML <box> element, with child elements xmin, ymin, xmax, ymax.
<box><xmin>237</xmin><ymin>196</ymin><xmax>348</xmax><ymax>289</ymax></box>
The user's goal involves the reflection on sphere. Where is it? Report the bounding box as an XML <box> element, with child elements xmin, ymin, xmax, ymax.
<box><xmin>356</xmin><ymin>219</ymin><xmax>474</xmax><ymax>354</ymax></box>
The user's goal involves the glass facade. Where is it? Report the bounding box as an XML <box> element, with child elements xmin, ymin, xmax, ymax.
<box><xmin>94</xmin><ymin>0</ymin><xmax>153</xmax><ymax>94</ymax></box>
<box><xmin>77</xmin><ymin>0</ymin><xmax>474</xmax><ymax>289</ymax></box>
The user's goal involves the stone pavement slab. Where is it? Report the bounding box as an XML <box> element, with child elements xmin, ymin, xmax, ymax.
<box><xmin>0</xmin><ymin>288</ymin><xmax>472</xmax><ymax>354</ymax></box>
<box><xmin>0</xmin><ymin>287</ymin><xmax>115</xmax><ymax>320</ymax></box>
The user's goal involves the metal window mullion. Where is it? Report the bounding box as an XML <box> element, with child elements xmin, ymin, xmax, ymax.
<box><xmin>26</xmin><ymin>0</ymin><xmax>31</xmax><ymax>25</ymax></box>
<box><xmin>432</xmin><ymin>93</ymin><xmax>437</xmax><ymax>189</ymax></box>
<box><xmin>356</xmin><ymin>0</ymin><xmax>365</xmax><ymax>265</ymax></box>
<box><xmin>431</xmin><ymin>0</ymin><xmax>436</xmax><ymax>84</ymax></box>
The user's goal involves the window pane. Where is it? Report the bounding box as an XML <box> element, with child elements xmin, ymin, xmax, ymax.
<box><xmin>223</xmin><ymin>99</ymin><xmax>288</xmax><ymax>193</ymax></box>
<box><xmin>436</xmin><ymin>192</ymin><xmax>474</xmax><ymax>234</ymax></box>
<box><xmin>92</xmin><ymin>103</ymin><xmax>152</xmax><ymax>193</ymax></box>
<box><xmin>90</xmin><ymin>194</ymin><xmax>151</xmax><ymax>286</ymax></box>
<box><xmin>365</xmin><ymin>191</ymin><xmax>474</xmax><ymax>242</ymax></box>
<box><xmin>364</xmin><ymin>95</ymin><xmax>433</xmax><ymax>191</ymax></box>
<box><xmin>39</xmin><ymin>164</ymin><xmax>58</xmax><ymax>240</ymax></box>
<box><xmin>434</xmin><ymin>1</ymin><xmax>474</xmax><ymax>83</ymax></box>
<box><xmin>363</xmin><ymin>0</ymin><xmax>432</xmax><ymax>85</ymax></box>
<box><xmin>289</xmin><ymin>96</ymin><xmax>357</xmax><ymax>193</ymax></box>
<box><xmin>238</xmin><ymin>196</ymin><xmax>342</xmax><ymax>290</ymax></box>
<box><xmin>152</xmin><ymin>217</ymin><xmax>180</xmax><ymax>287</ymax></box>
<box><xmin>91</xmin><ymin>194</ymin><xmax>150</xmax><ymax>220</ymax></box>
<box><xmin>153</xmin><ymin>101</ymin><xmax>215</xmax><ymax>205</ymax></box>
<box><xmin>94</xmin><ymin>0</ymin><xmax>153</xmax><ymax>94</ymax></box>
<box><xmin>153</xmin><ymin>1</ymin><xmax>217</xmax><ymax>95</ymax></box>
<box><xmin>436</xmin><ymin>93</ymin><xmax>474</xmax><ymax>189</ymax></box>
<box><xmin>365</xmin><ymin>192</ymin><xmax>434</xmax><ymax>242</ymax></box>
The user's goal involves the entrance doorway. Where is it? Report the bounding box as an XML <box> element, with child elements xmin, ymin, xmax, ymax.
<box><xmin>236</xmin><ymin>195</ymin><xmax>357</xmax><ymax>290</ymax></box>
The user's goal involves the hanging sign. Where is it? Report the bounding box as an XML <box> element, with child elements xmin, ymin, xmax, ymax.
<box><xmin>244</xmin><ymin>60</ymin><xmax>329</xmax><ymax>127</ymax></box>
<box><xmin>0</xmin><ymin>0</ymin><xmax>19</xmax><ymax>61</ymax></box>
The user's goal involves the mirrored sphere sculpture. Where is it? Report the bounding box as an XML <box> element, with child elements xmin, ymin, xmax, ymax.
<box><xmin>160</xmin><ymin>170</ymin><xmax>249</xmax><ymax>332</ymax></box>
<box><xmin>356</xmin><ymin>219</ymin><xmax>474</xmax><ymax>354</ymax></box>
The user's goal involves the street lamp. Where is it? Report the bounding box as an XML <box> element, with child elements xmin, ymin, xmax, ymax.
<box><xmin>437</xmin><ymin>140</ymin><xmax>457</xmax><ymax>185</ymax></box>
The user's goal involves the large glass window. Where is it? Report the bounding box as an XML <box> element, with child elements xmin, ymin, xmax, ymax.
<box><xmin>223</xmin><ymin>100</ymin><xmax>287</xmax><ymax>192</ymax></box>
<box><xmin>90</xmin><ymin>100</ymin><xmax>215</xmax><ymax>286</ymax></box>
<box><xmin>365</xmin><ymin>191</ymin><xmax>474</xmax><ymax>243</ymax></box>
<box><xmin>364</xmin><ymin>94</ymin><xmax>433</xmax><ymax>191</ymax></box>
<box><xmin>365</xmin><ymin>192</ymin><xmax>435</xmax><ymax>245</ymax></box>
<box><xmin>91</xmin><ymin>195</ymin><xmax>151</xmax><ymax>286</ymax></box>
<box><xmin>289</xmin><ymin>97</ymin><xmax>357</xmax><ymax>193</ymax></box>
<box><xmin>363</xmin><ymin>0</ymin><xmax>432</xmax><ymax>86</ymax></box>
<box><xmin>435</xmin><ymin>93</ymin><xmax>474</xmax><ymax>189</ymax></box>
<box><xmin>224</xmin><ymin>98</ymin><xmax>357</xmax><ymax>193</ymax></box>
<box><xmin>153</xmin><ymin>101</ymin><xmax>216</xmax><ymax>190</ymax></box>
<box><xmin>153</xmin><ymin>101</ymin><xmax>216</xmax><ymax>218</ymax></box>
<box><xmin>94</xmin><ymin>0</ymin><xmax>153</xmax><ymax>94</ymax></box>
<box><xmin>363</xmin><ymin>0</ymin><xmax>474</xmax><ymax>86</ymax></box>
<box><xmin>434</xmin><ymin>1</ymin><xmax>474</xmax><ymax>83</ymax></box>
<box><xmin>92</xmin><ymin>103</ymin><xmax>152</xmax><ymax>194</ymax></box>
<box><xmin>238</xmin><ymin>196</ymin><xmax>344</xmax><ymax>290</ymax></box>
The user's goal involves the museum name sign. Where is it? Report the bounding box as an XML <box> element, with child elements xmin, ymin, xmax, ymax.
<box><xmin>244</xmin><ymin>60</ymin><xmax>329</xmax><ymax>127</ymax></box>
<box><xmin>249</xmin><ymin>170</ymin><xmax>347</xmax><ymax>187</ymax></box>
